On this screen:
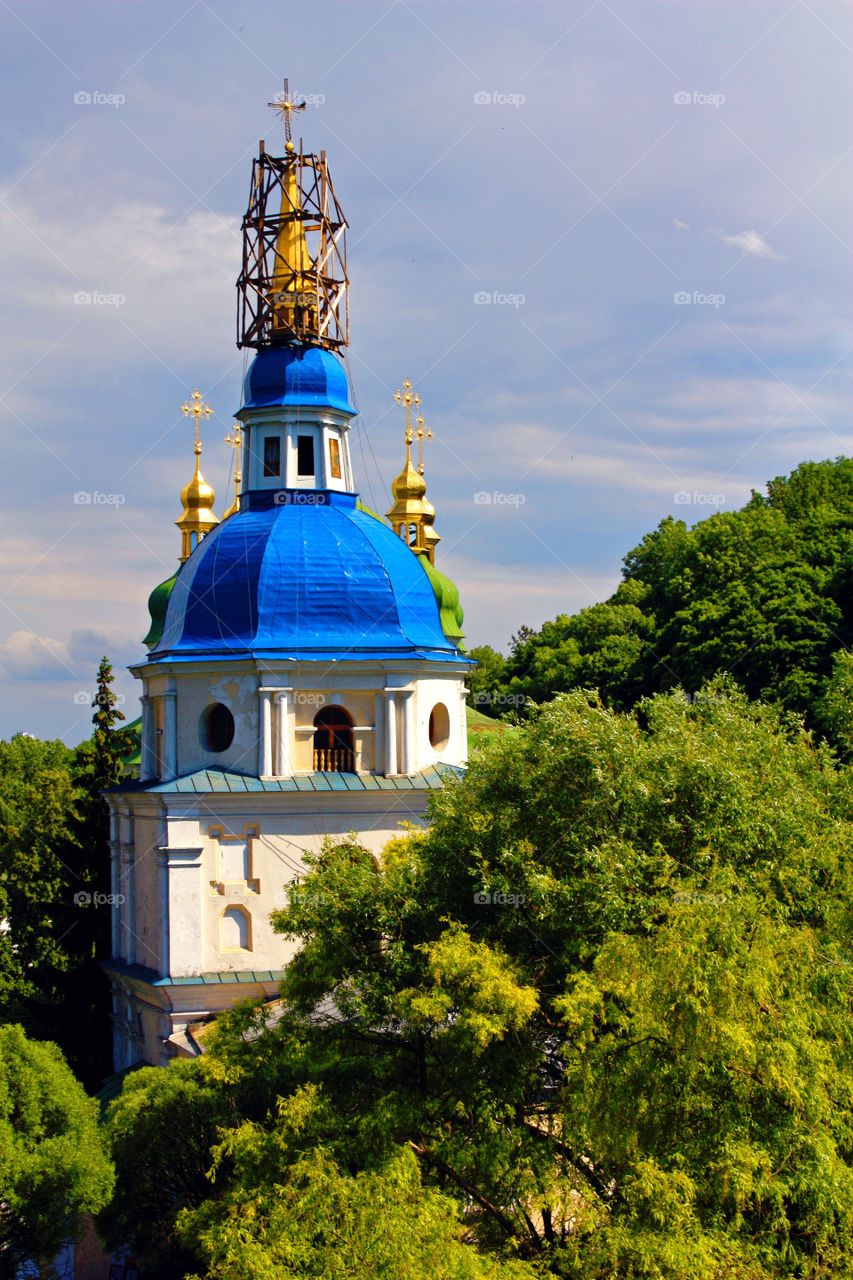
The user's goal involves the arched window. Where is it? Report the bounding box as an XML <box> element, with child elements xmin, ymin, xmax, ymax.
<box><xmin>429</xmin><ymin>702</ymin><xmax>451</xmax><ymax>751</ymax></box>
<box><xmin>313</xmin><ymin>705</ymin><xmax>355</xmax><ymax>773</ymax></box>
<box><xmin>220</xmin><ymin>905</ymin><xmax>251</xmax><ymax>952</ymax></box>
<box><xmin>200</xmin><ymin>703</ymin><xmax>235</xmax><ymax>753</ymax></box>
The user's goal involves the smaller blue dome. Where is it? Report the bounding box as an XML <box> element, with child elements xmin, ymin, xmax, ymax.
<box><xmin>241</xmin><ymin>345</ymin><xmax>355</xmax><ymax>416</ymax></box>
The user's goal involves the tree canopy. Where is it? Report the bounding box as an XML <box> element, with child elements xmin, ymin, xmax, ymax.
<box><xmin>103</xmin><ymin>684</ymin><xmax>853</xmax><ymax>1277</ymax></box>
<box><xmin>0</xmin><ymin>1024</ymin><xmax>114</xmax><ymax>1278</ymax></box>
<box><xmin>472</xmin><ymin>458</ymin><xmax>853</xmax><ymax>755</ymax></box>
<box><xmin>0</xmin><ymin>655</ymin><xmax>132</xmax><ymax>1085</ymax></box>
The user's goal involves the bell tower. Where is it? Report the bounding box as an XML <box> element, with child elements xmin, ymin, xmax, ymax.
<box><xmin>106</xmin><ymin>82</ymin><xmax>472</xmax><ymax>1071</ymax></box>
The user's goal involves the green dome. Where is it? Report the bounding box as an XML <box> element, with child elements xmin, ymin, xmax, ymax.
<box><xmin>420</xmin><ymin>557</ymin><xmax>465</xmax><ymax>649</ymax></box>
<box><xmin>143</xmin><ymin>573</ymin><xmax>178</xmax><ymax>648</ymax></box>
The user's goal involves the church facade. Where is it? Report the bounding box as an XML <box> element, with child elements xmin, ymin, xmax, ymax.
<box><xmin>104</xmin><ymin>90</ymin><xmax>471</xmax><ymax>1069</ymax></box>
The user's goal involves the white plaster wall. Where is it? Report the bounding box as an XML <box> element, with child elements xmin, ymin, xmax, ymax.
<box><xmin>176</xmin><ymin>671</ymin><xmax>259</xmax><ymax>776</ymax></box>
<box><xmin>131</xmin><ymin>811</ymin><xmax>164</xmax><ymax>972</ymax></box>
<box><xmin>414</xmin><ymin>674</ymin><xmax>468</xmax><ymax>770</ymax></box>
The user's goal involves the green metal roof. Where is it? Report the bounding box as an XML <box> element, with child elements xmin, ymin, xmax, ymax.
<box><xmin>116</xmin><ymin>762</ymin><xmax>464</xmax><ymax>795</ymax></box>
<box><xmin>103</xmin><ymin>959</ymin><xmax>288</xmax><ymax>987</ymax></box>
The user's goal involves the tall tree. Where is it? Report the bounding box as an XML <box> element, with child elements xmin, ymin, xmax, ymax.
<box><xmin>0</xmin><ymin>735</ymin><xmax>80</xmax><ymax>1016</ymax></box>
<box><xmin>0</xmin><ymin>1024</ymin><xmax>114</xmax><ymax>1279</ymax></box>
<box><xmin>91</xmin><ymin>655</ymin><xmax>134</xmax><ymax>791</ymax></box>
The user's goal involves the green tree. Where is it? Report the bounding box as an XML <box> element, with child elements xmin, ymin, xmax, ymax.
<box><xmin>0</xmin><ymin>1024</ymin><xmax>114</xmax><ymax>1278</ymax></box>
<box><xmin>90</xmin><ymin>655</ymin><xmax>134</xmax><ymax>791</ymax></box>
<box><xmin>99</xmin><ymin>1060</ymin><xmax>234</xmax><ymax>1279</ymax></box>
<box><xmin>500</xmin><ymin>457</ymin><xmax>853</xmax><ymax>737</ymax></box>
<box><xmin>102</xmin><ymin>685</ymin><xmax>853</xmax><ymax>1277</ymax></box>
<box><xmin>0</xmin><ymin>735</ymin><xmax>80</xmax><ymax>1015</ymax></box>
<box><xmin>179</xmin><ymin>1089</ymin><xmax>534</xmax><ymax>1280</ymax></box>
<box><xmin>466</xmin><ymin>644</ymin><xmax>509</xmax><ymax>718</ymax></box>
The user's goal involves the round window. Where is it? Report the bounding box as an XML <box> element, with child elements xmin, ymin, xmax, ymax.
<box><xmin>428</xmin><ymin>702</ymin><xmax>450</xmax><ymax>751</ymax></box>
<box><xmin>201</xmin><ymin>703</ymin><xmax>235</xmax><ymax>753</ymax></box>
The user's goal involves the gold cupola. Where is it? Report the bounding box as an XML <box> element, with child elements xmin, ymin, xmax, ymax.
<box><xmin>176</xmin><ymin>389</ymin><xmax>219</xmax><ymax>562</ymax></box>
<box><xmin>386</xmin><ymin>379</ymin><xmax>439</xmax><ymax>564</ymax></box>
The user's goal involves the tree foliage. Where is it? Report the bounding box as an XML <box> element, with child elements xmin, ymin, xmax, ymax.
<box><xmin>104</xmin><ymin>686</ymin><xmax>853</xmax><ymax>1277</ymax></box>
<box><xmin>0</xmin><ymin>735</ymin><xmax>80</xmax><ymax>1012</ymax></box>
<box><xmin>0</xmin><ymin>655</ymin><xmax>131</xmax><ymax>1084</ymax></box>
<box><xmin>0</xmin><ymin>1024</ymin><xmax>114</xmax><ymax>1278</ymax></box>
<box><xmin>482</xmin><ymin>459</ymin><xmax>853</xmax><ymax>747</ymax></box>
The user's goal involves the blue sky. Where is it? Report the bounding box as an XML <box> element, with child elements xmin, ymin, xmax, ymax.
<box><xmin>0</xmin><ymin>0</ymin><xmax>850</xmax><ymax>742</ymax></box>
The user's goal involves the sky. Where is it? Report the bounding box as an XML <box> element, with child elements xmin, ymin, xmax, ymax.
<box><xmin>0</xmin><ymin>0</ymin><xmax>851</xmax><ymax>743</ymax></box>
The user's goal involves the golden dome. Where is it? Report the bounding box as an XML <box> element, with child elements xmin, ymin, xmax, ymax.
<box><xmin>390</xmin><ymin>456</ymin><xmax>427</xmax><ymax>502</ymax></box>
<box><xmin>179</xmin><ymin>462</ymin><xmax>216</xmax><ymax>513</ymax></box>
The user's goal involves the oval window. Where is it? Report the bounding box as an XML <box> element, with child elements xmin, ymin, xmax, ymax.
<box><xmin>428</xmin><ymin>702</ymin><xmax>450</xmax><ymax>751</ymax></box>
<box><xmin>201</xmin><ymin>703</ymin><xmax>235</xmax><ymax>753</ymax></box>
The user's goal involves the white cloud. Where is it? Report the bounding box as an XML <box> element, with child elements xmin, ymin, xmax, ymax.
<box><xmin>717</xmin><ymin>229</ymin><xmax>779</xmax><ymax>259</ymax></box>
<box><xmin>0</xmin><ymin>630</ymin><xmax>76</xmax><ymax>680</ymax></box>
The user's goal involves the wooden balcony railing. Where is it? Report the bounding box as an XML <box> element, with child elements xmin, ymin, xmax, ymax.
<box><xmin>313</xmin><ymin>746</ymin><xmax>355</xmax><ymax>773</ymax></box>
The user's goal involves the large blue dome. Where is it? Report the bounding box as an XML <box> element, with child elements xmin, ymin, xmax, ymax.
<box><xmin>241</xmin><ymin>345</ymin><xmax>355</xmax><ymax>416</ymax></box>
<box><xmin>151</xmin><ymin>491</ymin><xmax>464</xmax><ymax>663</ymax></box>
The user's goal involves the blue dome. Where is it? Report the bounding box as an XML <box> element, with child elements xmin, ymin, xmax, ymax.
<box><xmin>152</xmin><ymin>491</ymin><xmax>464</xmax><ymax>664</ymax></box>
<box><xmin>241</xmin><ymin>345</ymin><xmax>355</xmax><ymax>416</ymax></box>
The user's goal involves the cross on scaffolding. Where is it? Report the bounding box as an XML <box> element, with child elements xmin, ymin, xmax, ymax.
<box><xmin>268</xmin><ymin>77</ymin><xmax>306</xmax><ymax>151</ymax></box>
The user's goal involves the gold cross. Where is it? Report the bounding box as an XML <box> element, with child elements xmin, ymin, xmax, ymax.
<box><xmin>268</xmin><ymin>77</ymin><xmax>306</xmax><ymax>151</ymax></box>
<box><xmin>224</xmin><ymin>421</ymin><xmax>243</xmax><ymax>488</ymax></box>
<box><xmin>415</xmin><ymin>412</ymin><xmax>433</xmax><ymax>475</ymax></box>
<box><xmin>181</xmin><ymin>389</ymin><xmax>214</xmax><ymax>454</ymax></box>
<box><xmin>393</xmin><ymin>379</ymin><xmax>421</xmax><ymax>446</ymax></box>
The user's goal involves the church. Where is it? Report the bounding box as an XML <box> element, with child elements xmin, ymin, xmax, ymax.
<box><xmin>104</xmin><ymin>87</ymin><xmax>471</xmax><ymax>1069</ymax></box>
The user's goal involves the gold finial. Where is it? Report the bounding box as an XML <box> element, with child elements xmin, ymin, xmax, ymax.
<box><xmin>394</xmin><ymin>379</ymin><xmax>421</xmax><ymax>443</ymax></box>
<box><xmin>176</xmin><ymin>389</ymin><xmax>218</xmax><ymax>562</ymax></box>
<box><xmin>414</xmin><ymin>412</ymin><xmax>433</xmax><ymax>475</ymax></box>
<box><xmin>388</xmin><ymin>379</ymin><xmax>442</xmax><ymax>563</ymax></box>
<box><xmin>268</xmin><ymin>77</ymin><xmax>305</xmax><ymax>154</ymax></box>
<box><xmin>181</xmin><ymin>389</ymin><xmax>214</xmax><ymax>455</ymax></box>
<box><xmin>222</xmin><ymin>422</ymin><xmax>243</xmax><ymax>520</ymax></box>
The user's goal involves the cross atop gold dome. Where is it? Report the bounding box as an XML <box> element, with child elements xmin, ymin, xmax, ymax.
<box><xmin>387</xmin><ymin>379</ymin><xmax>441</xmax><ymax>564</ymax></box>
<box><xmin>176</xmin><ymin>389</ymin><xmax>218</xmax><ymax>562</ymax></box>
<box><xmin>222</xmin><ymin>421</ymin><xmax>243</xmax><ymax>521</ymax></box>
